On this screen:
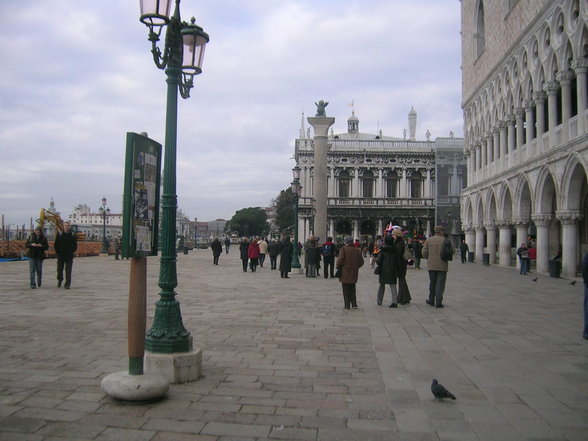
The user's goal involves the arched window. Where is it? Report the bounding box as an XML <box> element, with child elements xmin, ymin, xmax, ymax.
<box><xmin>338</xmin><ymin>170</ymin><xmax>350</xmax><ymax>198</ymax></box>
<box><xmin>362</xmin><ymin>170</ymin><xmax>375</xmax><ymax>198</ymax></box>
<box><xmin>385</xmin><ymin>170</ymin><xmax>399</xmax><ymax>198</ymax></box>
<box><xmin>409</xmin><ymin>171</ymin><xmax>423</xmax><ymax>199</ymax></box>
<box><xmin>476</xmin><ymin>0</ymin><xmax>485</xmax><ymax>58</ymax></box>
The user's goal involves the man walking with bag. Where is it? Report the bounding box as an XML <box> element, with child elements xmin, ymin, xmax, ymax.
<box><xmin>422</xmin><ymin>226</ymin><xmax>453</xmax><ymax>308</ymax></box>
<box><xmin>54</xmin><ymin>222</ymin><xmax>77</xmax><ymax>289</ymax></box>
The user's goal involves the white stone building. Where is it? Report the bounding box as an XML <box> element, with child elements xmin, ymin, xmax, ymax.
<box><xmin>460</xmin><ymin>0</ymin><xmax>588</xmax><ymax>277</ymax></box>
<box><xmin>69</xmin><ymin>204</ymin><xmax>122</xmax><ymax>241</ymax></box>
<box><xmin>295</xmin><ymin>110</ymin><xmax>465</xmax><ymax>243</ymax></box>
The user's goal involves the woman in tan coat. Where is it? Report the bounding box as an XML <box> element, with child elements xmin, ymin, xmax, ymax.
<box><xmin>336</xmin><ymin>236</ymin><xmax>365</xmax><ymax>309</ymax></box>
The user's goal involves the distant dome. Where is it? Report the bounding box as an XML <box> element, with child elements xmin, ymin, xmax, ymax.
<box><xmin>348</xmin><ymin>112</ymin><xmax>359</xmax><ymax>122</ymax></box>
<box><xmin>347</xmin><ymin>111</ymin><xmax>359</xmax><ymax>133</ymax></box>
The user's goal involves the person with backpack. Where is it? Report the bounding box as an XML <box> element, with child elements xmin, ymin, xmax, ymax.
<box><xmin>422</xmin><ymin>226</ymin><xmax>453</xmax><ymax>308</ymax></box>
<box><xmin>321</xmin><ymin>236</ymin><xmax>336</xmax><ymax>278</ymax></box>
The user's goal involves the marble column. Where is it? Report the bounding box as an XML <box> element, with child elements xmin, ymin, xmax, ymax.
<box><xmin>497</xmin><ymin>221</ymin><xmax>512</xmax><ymax>266</ymax></box>
<box><xmin>543</xmin><ymin>81</ymin><xmax>559</xmax><ymax>133</ymax></box>
<box><xmin>329</xmin><ymin>219</ymin><xmax>335</xmax><ymax>239</ymax></box>
<box><xmin>524</xmin><ymin>99</ymin><xmax>535</xmax><ymax>144</ymax></box>
<box><xmin>556</xmin><ymin>71</ymin><xmax>574</xmax><ymax>124</ymax></box>
<box><xmin>481</xmin><ymin>137</ymin><xmax>488</xmax><ymax>168</ymax></box>
<box><xmin>533</xmin><ymin>92</ymin><xmax>546</xmax><ymax>138</ymax></box>
<box><xmin>515</xmin><ymin>107</ymin><xmax>525</xmax><ymax>149</ymax></box>
<box><xmin>498</xmin><ymin>121</ymin><xmax>507</xmax><ymax>159</ymax></box>
<box><xmin>492</xmin><ymin>128</ymin><xmax>499</xmax><ymax>162</ymax></box>
<box><xmin>556</xmin><ymin>210</ymin><xmax>582</xmax><ymax>278</ymax></box>
<box><xmin>308</xmin><ymin>115</ymin><xmax>335</xmax><ymax>243</ymax></box>
<box><xmin>475</xmin><ymin>224</ymin><xmax>485</xmax><ymax>262</ymax></box>
<box><xmin>400</xmin><ymin>169</ymin><xmax>407</xmax><ymax>198</ymax></box>
<box><xmin>425</xmin><ymin>169</ymin><xmax>432</xmax><ymax>198</ymax></box>
<box><xmin>377</xmin><ymin>219</ymin><xmax>383</xmax><ymax>235</ymax></box>
<box><xmin>485</xmin><ymin>134</ymin><xmax>493</xmax><ymax>164</ymax></box>
<box><xmin>507</xmin><ymin>115</ymin><xmax>516</xmax><ymax>154</ymax></box>
<box><xmin>352</xmin><ymin>219</ymin><xmax>359</xmax><ymax>240</ymax></box>
<box><xmin>463</xmin><ymin>225</ymin><xmax>475</xmax><ymax>260</ymax></box>
<box><xmin>572</xmin><ymin>58</ymin><xmax>588</xmax><ymax>134</ymax></box>
<box><xmin>484</xmin><ymin>222</ymin><xmax>497</xmax><ymax>264</ymax></box>
<box><xmin>513</xmin><ymin>218</ymin><xmax>529</xmax><ymax>270</ymax></box>
<box><xmin>532</xmin><ymin>214</ymin><xmax>551</xmax><ymax>274</ymax></box>
<box><xmin>376</xmin><ymin>169</ymin><xmax>383</xmax><ymax>198</ymax></box>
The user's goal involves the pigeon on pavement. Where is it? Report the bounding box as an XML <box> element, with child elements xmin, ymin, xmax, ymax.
<box><xmin>570</xmin><ymin>280</ymin><xmax>577</xmax><ymax>285</ymax></box>
<box><xmin>431</xmin><ymin>379</ymin><xmax>456</xmax><ymax>400</ymax></box>
<box><xmin>532</xmin><ymin>277</ymin><xmax>538</xmax><ymax>282</ymax></box>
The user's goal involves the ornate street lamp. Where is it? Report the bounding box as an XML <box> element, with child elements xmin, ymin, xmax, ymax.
<box><xmin>291</xmin><ymin>166</ymin><xmax>302</xmax><ymax>269</ymax></box>
<box><xmin>139</xmin><ymin>0</ymin><xmax>209</xmax><ymax>353</ymax></box>
<box><xmin>99</xmin><ymin>196</ymin><xmax>110</xmax><ymax>254</ymax></box>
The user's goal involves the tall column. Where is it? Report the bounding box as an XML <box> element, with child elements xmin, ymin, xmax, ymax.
<box><xmin>484</xmin><ymin>222</ymin><xmax>497</xmax><ymax>264</ymax></box>
<box><xmin>376</xmin><ymin>168</ymin><xmax>383</xmax><ymax>198</ymax></box>
<box><xmin>400</xmin><ymin>168</ymin><xmax>407</xmax><ymax>198</ymax></box>
<box><xmin>556</xmin><ymin>71</ymin><xmax>574</xmax><ymax>123</ymax></box>
<box><xmin>556</xmin><ymin>210</ymin><xmax>582</xmax><ymax>278</ymax></box>
<box><xmin>531</xmin><ymin>214</ymin><xmax>551</xmax><ymax>274</ymax></box>
<box><xmin>497</xmin><ymin>221</ymin><xmax>512</xmax><ymax>266</ymax></box>
<box><xmin>498</xmin><ymin>121</ymin><xmax>507</xmax><ymax>159</ymax></box>
<box><xmin>485</xmin><ymin>135</ymin><xmax>493</xmax><ymax>164</ymax></box>
<box><xmin>377</xmin><ymin>219</ymin><xmax>383</xmax><ymax>235</ymax></box>
<box><xmin>513</xmin><ymin>218</ymin><xmax>529</xmax><ymax>270</ymax></box>
<box><xmin>476</xmin><ymin>144</ymin><xmax>482</xmax><ymax>170</ymax></box>
<box><xmin>308</xmin><ymin>115</ymin><xmax>335</xmax><ymax>244</ymax></box>
<box><xmin>451</xmin><ymin>165</ymin><xmax>459</xmax><ymax>195</ymax></box>
<box><xmin>507</xmin><ymin>115</ymin><xmax>516</xmax><ymax>154</ymax></box>
<box><xmin>329</xmin><ymin>218</ymin><xmax>335</xmax><ymax>239</ymax></box>
<box><xmin>515</xmin><ymin>107</ymin><xmax>525</xmax><ymax>149</ymax></box>
<box><xmin>353</xmin><ymin>169</ymin><xmax>360</xmax><ymax>197</ymax></box>
<box><xmin>425</xmin><ymin>169</ymin><xmax>432</xmax><ymax>198</ymax></box>
<box><xmin>543</xmin><ymin>81</ymin><xmax>559</xmax><ymax>133</ymax></box>
<box><xmin>533</xmin><ymin>91</ymin><xmax>546</xmax><ymax>140</ymax></box>
<box><xmin>572</xmin><ymin>59</ymin><xmax>588</xmax><ymax>133</ymax></box>
<box><xmin>492</xmin><ymin>128</ymin><xmax>499</xmax><ymax>162</ymax></box>
<box><xmin>353</xmin><ymin>219</ymin><xmax>359</xmax><ymax>240</ymax></box>
<box><xmin>481</xmin><ymin>138</ymin><xmax>487</xmax><ymax>168</ymax></box>
<box><xmin>329</xmin><ymin>167</ymin><xmax>335</xmax><ymax>197</ymax></box>
<box><xmin>524</xmin><ymin>99</ymin><xmax>535</xmax><ymax>143</ymax></box>
<box><xmin>475</xmin><ymin>224</ymin><xmax>485</xmax><ymax>262</ymax></box>
<box><xmin>463</xmin><ymin>225</ymin><xmax>475</xmax><ymax>259</ymax></box>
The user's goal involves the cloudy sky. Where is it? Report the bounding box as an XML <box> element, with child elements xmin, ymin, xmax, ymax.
<box><xmin>0</xmin><ymin>0</ymin><xmax>462</xmax><ymax>227</ymax></box>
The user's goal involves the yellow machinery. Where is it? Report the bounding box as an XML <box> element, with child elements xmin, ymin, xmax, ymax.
<box><xmin>38</xmin><ymin>209</ymin><xmax>85</xmax><ymax>241</ymax></box>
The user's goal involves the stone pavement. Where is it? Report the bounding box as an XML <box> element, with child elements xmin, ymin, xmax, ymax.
<box><xmin>0</xmin><ymin>248</ymin><xmax>587</xmax><ymax>441</ymax></box>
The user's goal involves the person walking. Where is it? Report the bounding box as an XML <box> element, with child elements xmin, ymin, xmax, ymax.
<box><xmin>54</xmin><ymin>222</ymin><xmax>77</xmax><ymax>289</ymax></box>
<box><xmin>393</xmin><ymin>229</ymin><xmax>412</xmax><ymax>305</ymax></box>
<box><xmin>210</xmin><ymin>237</ymin><xmax>222</xmax><ymax>265</ymax></box>
<box><xmin>113</xmin><ymin>233</ymin><xmax>121</xmax><ymax>260</ymax></box>
<box><xmin>336</xmin><ymin>235</ymin><xmax>364</xmax><ymax>309</ymax></box>
<box><xmin>239</xmin><ymin>237</ymin><xmax>249</xmax><ymax>272</ymax></box>
<box><xmin>25</xmin><ymin>227</ymin><xmax>49</xmax><ymax>289</ymax></box>
<box><xmin>422</xmin><ymin>226</ymin><xmax>452</xmax><ymax>308</ymax></box>
<box><xmin>460</xmin><ymin>240</ymin><xmax>469</xmax><ymax>263</ymax></box>
<box><xmin>412</xmin><ymin>238</ymin><xmax>423</xmax><ymax>269</ymax></box>
<box><xmin>305</xmin><ymin>239</ymin><xmax>320</xmax><ymax>277</ymax></box>
<box><xmin>321</xmin><ymin>236</ymin><xmax>336</xmax><ymax>278</ymax></box>
<box><xmin>375</xmin><ymin>234</ymin><xmax>399</xmax><ymax>307</ymax></box>
<box><xmin>258</xmin><ymin>237</ymin><xmax>268</xmax><ymax>268</ymax></box>
<box><xmin>267</xmin><ymin>238</ymin><xmax>280</xmax><ymax>270</ymax></box>
<box><xmin>224</xmin><ymin>237</ymin><xmax>231</xmax><ymax>254</ymax></box>
<box><xmin>248</xmin><ymin>238</ymin><xmax>260</xmax><ymax>272</ymax></box>
<box><xmin>516</xmin><ymin>242</ymin><xmax>529</xmax><ymax>275</ymax></box>
<box><xmin>279</xmin><ymin>236</ymin><xmax>293</xmax><ymax>278</ymax></box>
<box><xmin>582</xmin><ymin>251</ymin><xmax>588</xmax><ymax>340</ymax></box>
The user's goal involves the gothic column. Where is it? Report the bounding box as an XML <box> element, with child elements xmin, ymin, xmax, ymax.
<box><xmin>507</xmin><ymin>115</ymin><xmax>516</xmax><ymax>154</ymax></box>
<box><xmin>497</xmin><ymin>220</ymin><xmax>512</xmax><ymax>266</ymax></box>
<box><xmin>463</xmin><ymin>225</ymin><xmax>475</xmax><ymax>259</ymax></box>
<box><xmin>492</xmin><ymin>128</ymin><xmax>499</xmax><ymax>162</ymax></box>
<box><xmin>524</xmin><ymin>99</ymin><xmax>535</xmax><ymax>144</ymax></box>
<box><xmin>513</xmin><ymin>217</ymin><xmax>529</xmax><ymax>270</ymax></box>
<box><xmin>533</xmin><ymin>91</ymin><xmax>546</xmax><ymax>141</ymax></box>
<box><xmin>556</xmin><ymin>70</ymin><xmax>574</xmax><ymax>124</ymax></box>
<box><xmin>498</xmin><ymin>120</ymin><xmax>507</xmax><ymax>159</ymax></box>
<box><xmin>572</xmin><ymin>58</ymin><xmax>588</xmax><ymax>133</ymax></box>
<box><xmin>531</xmin><ymin>214</ymin><xmax>551</xmax><ymax>274</ymax></box>
<box><xmin>543</xmin><ymin>81</ymin><xmax>559</xmax><ymax>133</ymax></box>
<box><xmin>485</xmin><ymin>134</ymin><xmax>493</xmax><ymax>164</ymax></box>
<box><xmin>475</xmin><ymin>224</ymin><xmax>485</xmax><ymax>262</ymax></box>
<box><xmin>556</xmin><ymin>210</ymin><xmax>582</xmax><ymax>278</ymax></box>
<box><xmin>515</xmin><ymin>107</ymin><xmax>525</xmax><ymax>149</ymax></box>
<box><xmin>475</xmin><ymin>144</ymin><xmax>482</xmax><ymax>170</ymax></box>
<box><xmin>481</xmin><ymin>137</ymin><xmax>487</xmax><ymax>168</ymax></box>
<box><xmin>484</xmin><ymin>222</ymin><xmax>497</xmax><ymax>264</ymax></box>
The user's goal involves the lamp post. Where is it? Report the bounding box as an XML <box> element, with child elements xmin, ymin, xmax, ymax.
<box><xmin>291</xmin><ymin>166</ymin><xmax>302</xmax><ymax>269</ymax></box>
<box><xmin>99</xmin><ymin>197</ymin><xmax>110</xmax><ymax>254</ymax></box>
<box><xmin>139</xmin><ymin>0</ymin><xmax>208</xmax><ymax>354</ymax></box>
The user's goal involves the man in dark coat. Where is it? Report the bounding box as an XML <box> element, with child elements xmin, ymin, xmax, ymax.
<box><xmin>279</xmin><ymin>236</ymin><xmax>293</xmax><ymax>278</ymax></box>
<box><xmin>267</xmin><ymin>239</ymin><xmax>280</xmax><ymax>270</ymax></box>
<box><xmin>375</xmin><ymin>235</ymin><xmax>398</xmax><ymax>307</ymax></box>
<box><xmin>239</xmin><ymin>237</ymin><xmax>249</xmax><ymax>272</ymax></box>
<box><xmin>210</xmin><ymin>237</ymin><xmax>223</xmax><ymax>265</ymax></box>
<box><xmin>321</xmin><ymin>236</ymin><xmax>336</xmax><ymax>278</ymax></box>
<box><xmin>460</xmin><ymin>240</ymin><xmax>469</xmax><ymax>264</ymax></box>
<box><xmin>54</xmin><ymin>222</ymin><xmax>77</xmax><ymax>289</ymax></box>
<box><xmin>336</xmin><ymin>236</ymin><xmax>364</xmax><ymax>309</ymax></box>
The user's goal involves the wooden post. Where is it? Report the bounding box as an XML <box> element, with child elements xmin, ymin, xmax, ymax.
<box><xmin>128</xmin><ymin>256</ymin><xmax>147</xmax><ymax>375</ymax></box>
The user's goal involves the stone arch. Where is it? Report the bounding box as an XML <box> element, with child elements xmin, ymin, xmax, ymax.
<box><xmin>514</xmin><ymin>174</ymin><xmax>533</xmax><ymax>219</ymax></box>
<box><xmin>485</xmin><ymin>188</ymin><xmax>498</xmax><ymax>222</ymax></box>
<box><xmin>475</xmin><ymin>195</ymin><xmax>484</xmax><ymax>226</ymax></box>
<box><xmin>462</xmin><ymin>195</ymin><xmax>474</xmax><ymax>226</ymax></box>
<box><xmin>535</xmin><ymin>166</ymin><xmax>559</xmax><ymax>215</ymax></box>
<box><xmin>497</xmin><ymin>182</ymin><xmax>514</xmax><ymax>221</ymax></box>
<box><xmin>560</xmin><ymin>155</ymin><xmax>588</xmax><ymax>210</ymax></box>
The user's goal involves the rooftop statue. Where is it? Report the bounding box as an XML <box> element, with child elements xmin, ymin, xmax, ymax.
<box><xmin>315</xmin><ymin>100</ymin><xmax>329</xmax><ymax>117</ymax></box>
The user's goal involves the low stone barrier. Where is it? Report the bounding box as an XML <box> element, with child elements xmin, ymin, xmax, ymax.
<box><xmin>0</xmin><ymin>240</ymin><xmax>102</xmax><ymax>259</ymax></box>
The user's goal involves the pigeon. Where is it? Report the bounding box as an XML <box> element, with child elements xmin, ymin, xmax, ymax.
<box><xmin>431</xmin><ymin>379</ymin><xmax>456</xmax><ymax>400</ymax></box>
<box><xmin>532</xmin><ymin>277</ymin><xmax>538</xmax><ymax>282</ymax></box>
<box><xmin>570</xmin><ymin>281</ymin><xmax>577</xmax><ymax>285</ymax></box>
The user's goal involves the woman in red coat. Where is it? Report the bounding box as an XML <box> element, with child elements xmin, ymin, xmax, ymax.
<box><xmin>248</xmin><ymin>238</ymin><xmax>261</xmax><ymax>272</ymax></box>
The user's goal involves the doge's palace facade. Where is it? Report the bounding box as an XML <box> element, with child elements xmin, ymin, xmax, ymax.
<box><xmin>461</xmin><ymin>0</ymin><xmax>588</xmax><ymax>277</ymax></box>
